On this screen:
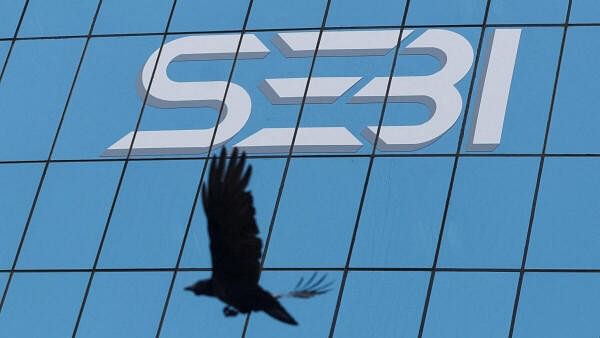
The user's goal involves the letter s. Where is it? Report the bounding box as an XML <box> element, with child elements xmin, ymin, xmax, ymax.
<box><xmin>104</xmin><ymin>34</ymin><xmax>269</xmax><ymax>156</ymax></box>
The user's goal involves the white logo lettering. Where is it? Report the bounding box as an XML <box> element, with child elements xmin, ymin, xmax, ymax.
<box><xmin>353</xmin><ymin>29</ymin><xmax>473</xmax><ymax>151</ymax></box>
<box><xmin>104</xmin><ymin>34</ymin><xmax>268</xmax><ymax>156</ymax></box>
<box><xmin>104</xmin><ymin>29</ymin><xmax>521</xmax><ymax>156</ymax></box>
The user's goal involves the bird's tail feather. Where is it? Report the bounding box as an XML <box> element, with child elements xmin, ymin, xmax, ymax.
<box><xmin>263</xmin><ymin>300</ymin><xmax>298</xmax><ymax>325</ymax></box>
<box><xmin>259</xmin><ymin>291</ymin><xmax>298</xmax><ymax>325</ymax></box>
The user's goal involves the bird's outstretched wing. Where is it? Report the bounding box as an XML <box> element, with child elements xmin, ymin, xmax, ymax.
<box><xmin>202</xmin><ymin>147</ymin><xmax>262</xmax><ymax>287</ymax></box>
<box><xmin>276</xmin><ymin>273</ymin><xmax>333</xmax><ymax>299</ymax></box>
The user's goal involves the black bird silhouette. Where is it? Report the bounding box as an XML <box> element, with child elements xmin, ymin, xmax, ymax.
<box><xmin>185</xmin><ymin>148</ymin><xmax>332</xmax><ymax>325</ymax></box>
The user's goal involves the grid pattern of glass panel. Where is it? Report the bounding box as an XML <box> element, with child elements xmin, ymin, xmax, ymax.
<box><xmin>0</xmin><ymin>1</ymin><xmax>598</xmax><ymax>337</ymax></box>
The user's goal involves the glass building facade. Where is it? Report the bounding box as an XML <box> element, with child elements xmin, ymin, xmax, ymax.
<box><xmin>0</xmin><ymin>0</ymin><xmax>599</xmax><ymax>337</ymax></box>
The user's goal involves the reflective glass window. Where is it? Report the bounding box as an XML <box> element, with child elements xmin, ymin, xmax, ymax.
<box><xmin>248</xmin><ymin>0</ymin><xmax>328</xmax><ymax>29</ymax></box>
<box><xmin>527</xmin><ymin>158</ymin><xmax>600</xmax><ymax>268</ymax></box>
<box><xmin>571</xmin><ymin>0</ymin><xmax>600</xmax><ymax>23</ymax></box>
<box><xmin>0</xmin><ymin>0</ymin><xmax>25</xmax><ymax>38</ymax></box>
<box><xmin>488</xmin><ymin>0</ymin><xmax>569</xmax><ymax>24</ymax></box>
<box><xmin>18</xmin><ymin>0</ymin><xmax>98</xmax><ymax>37</ymax></box>
<box><xmin>99</xmin><ymin>160</ymin><xmax>202</xmax><ymax>268</ymax></box>
<box><xmin>53</xmin><ymin>36</ymin><xmax>162</xmax><ymax>160</ymax></box>
<box><xmin>407</xmin><ymin>0</ymin><xmax>487</xmax><ymax>25</ymax></box>
<box><xmin>94</xmin><ymin>0</ymin><xmax>173</xmax><ymax>35</ymax></box>
<box><xmin>326</xmin><ymin>0</ymin><xmax>407</xmax><ymax>27</ymax></box>
<box><xmin>76</xmin><ymin>272</ymin><xmax>171</xmax><ymax>338</ymax></box>
<box><xmin>0</xmin><ymin>272</ymin><xmax>88</xmax><ymax>338</ymax></box>
<box><xmin>439</xmin><ymin>157</ymin><xmax>539</xmax><ymax>268</ymax></box>
<box><xmin>0</xmin><ymin>163</ymin><xmax>43</xmax><ymax>268</ymax></box>
<box><xmin>422</xmin><ymin>272</ymin><xmax>518</xmax><ymax>338</ymax></box>
<box><xmin>0</xmin><ymin>39</ymin><xmax>85</xmax><ymax>161</ymax></box>
<box><xmin>352</xmin><ymin>158</ymin><xmax>453</xmax><ymax>268</ymax></box>
<box><xmin>333</xmin><ymin>271</ymin><xmax>429</xmax><ymax>338</ymax></box>
<box><xmin>159</xmin><ymin>271</ymin><xmax>246</xmax><ymax>338</ymax></box>
<box><xmin>265</xmin><ymin>157</ymin><xmax>369</xmax><ymax>267</ymax></box>
<box><xmin>245</xmin><ymin>271</ymin><xmax>342</xmax><ymax>338</ymax></box>
<box><xmin>513</xmin><ymin>273</ymin><xmax>600</xmax><ymax>338</ymax></box>
<box><xmin>170</xmin><ymin>0</ymin><xmax>250</xmax><ymax>32</ymax></box>
<box><xmin>17</xmin><ymin>162</ymin><xmax>122</xmax><ymax>269</ymax></box>
<box><xmin>548</xmin><ymin>27</ymin><xmax>600</xmax><ymax>153</ymax></box>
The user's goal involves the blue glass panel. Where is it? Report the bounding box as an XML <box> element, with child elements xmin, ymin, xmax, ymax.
<box><xmin>0</xmin><ymin>164</ymin><xmax>42</xmax><ymax>269</ymax></box>
<box><xmin>0</xmin><ymin>272</ymin><xmax>88</xmax><ymax>338</ymax></box>
<box><xmin>378</xmin><ymin>28</ymin><xmax>480</xmax><ymax>155</ymax></box>
<box><xmin>333</xmin><ymin>272</ymin><xmax>429</xmax><ymax>338</ymax></box>
<box><xmin>351</xmin><ymin>157</ymin><xmax>453</xmax><ymax>268</ymax></box>
<box><xmin>170</xmin><ymin>0</ymin><xmax>250</xmax><ymax>32</ymax></box>
<box><xmin>19</xmin><ymin>0</ymin><xmax>97</xmax><ymax>37</ymax></box>
<box><xmin>17</xmin><ymin>162</ymin><xmax>122</xmax><ymax>269</ymax></box>
<box><xmin>222</xmin><ymin>32</ymin><xmax>314</xmax><ymax>152</ymax></box>
<box><xmin>571</xmin><ymin>0</ymin><xmax>600</xmax><ymax>23</ymax></box>
<box><xmin>0</xmin><ymin>39</ymin><xmax>85</xmax><ymax>161</ymax></box>
<box><xmin>422</xmin><ymin>272</ymin><xmax>518</xmax><ymax>338</ymax></box>
<box><xmin>0</xmin><ymin>42</ymin><xmax>9</xmax><ymax>66</ymax></box>
<box><xmin>438</xmin><ymin>157</ymin><xmax>539</xmax><ymax>268</ymax></box>
<box><xmin>248</xmin><ymin>0</ymin><xmax>327</xmax><ymax>29</ymax></box>
<box><xmin>182</xmin><ymin>158</ymin><xmax>285</xmax><ymax>268</ymax></box>
<box><xmin>527</xmin><ymin>158</ymin><xmax>600</xmax><ymax>268</ymax></box>
<box><xmin>99</xmin><ymin>160</ymin><xmax>202</xmax><ymax>268</ymax></box>
<box><xmin>159</xmin><ymin>272</ymin><xmax>245</xmax><ymax>338</ymax></box>
<box><xmin>488</xmin><ymin>0</ymin><xmax>569</xmax><ymax>24</ymax></box>
<box><xmin>407</xmin><ymin>0</ymin><xmax>486</xmax><ymax>25</ymax></box>
<box><xmin>548</xmin><ymin>27</ymin><xmax>600</xmax><ymax>153</ymax></box>
<box><xmin>94</xmin><ymin>0</ymin><xmax>172</xmax><ymax>34</ymax></box>
<box><xmin>0</xmin><ymin>273</ymin><xmax>6</xmax><ymax>295</ymax></box>
<box><xmin>0</xmin><ymin>0</ymin><xmax>24</xmax><ymax>38</ymax></box>
<box><xmin>513</xmin><ymin>273</ymin><xmax>600</xmax><ymax>338</ymax></box>
<box><xmin>326</xmin><ymin>0</ymin><xmax>407</xmax><ymax>27</ymax></box>
<box><xmin>294</xmin><ymin>29</ymin><xmax>399</xmax><ymax>155</ymax></box>
<box><xmin>53</xmin><ymin>36</ymin><xmax>163</xmax><ymax>160</ymax></box>
<box><xmin>76</xmin><ymin>272</ymin><xmax>170</xmax><ymax>338</ymax></box>
<box><xmin>265</xmin><ymin>157</ymin><xmax>369</xmax><ymax>268</ymax></box>
<box><xmin>462</xmin><ymin>28</ymin><xmax>562</xmax><ymax>154</ymax></box>
<box><xmin>245</xmin><ymin>271</ymin><xmax>342</xmax><ymax>337</ymax></box>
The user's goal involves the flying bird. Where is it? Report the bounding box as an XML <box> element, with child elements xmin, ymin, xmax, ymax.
<box><xmin>185</xmin><ymin>148</ymin><xmax>332</xmax><ymax>325</ymax></box>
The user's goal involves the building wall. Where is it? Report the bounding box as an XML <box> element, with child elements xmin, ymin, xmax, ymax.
<box><xmin>0</xmin><ymin>1</ymin><xmax>599</xmax><ymax>337</ymax></box>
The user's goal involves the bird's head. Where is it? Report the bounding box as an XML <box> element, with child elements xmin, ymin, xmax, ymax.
<box><xmin>184</xmin><ymin>279</ymin><xmax>214</xmax><ymax>296</ymax></box>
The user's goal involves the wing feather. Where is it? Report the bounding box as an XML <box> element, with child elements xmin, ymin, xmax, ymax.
<box><xmin>202</xmin><ymin>148</ymin><xmax>262</xmax><ymax>287</ymax></box>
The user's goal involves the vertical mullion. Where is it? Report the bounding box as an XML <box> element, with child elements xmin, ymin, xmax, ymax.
<box><xmin>0</xmin><ymin>0</ymin><xmax>29</xmax><ymax>85</ymax></box>
<box><xmin>69</xmin><ymin>1</ymin><xmax>179</xmax><ymax>337</ymax></box>
<box><xmin>0</xmin><ymin>0</ymin><xmax>102</xmax><ymax>316</ymax></box>
<box><xmin>416</xmin><ymin>1</ymin><xmax>493</xmax><ymax>337</ymax></box>
<box><xmin>239</xmin><ymin>1</ymin><xmax>334</xmax><ymax>337</ymax></box>
<box><xmin>326</xmin><ymin>1</ymin><xmax>413</xmax><ymax>337</ymax></box>
<box><xmin>153</xmin><ymin>1</ymin><xmax>256</xmax><ymax>337</ymax></box>
<box><xmin>507</xmin><ymin>1</ymin><xmax>573</xmax><ymax>337</ymax></box>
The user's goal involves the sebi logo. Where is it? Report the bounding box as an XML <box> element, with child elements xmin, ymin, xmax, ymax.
<box><xmin>104</xmin><ymin>29</ymin><xmax>522</xmax><ymax>156</ymax></box>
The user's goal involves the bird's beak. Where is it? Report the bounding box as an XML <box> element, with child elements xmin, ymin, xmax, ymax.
<box><xmin>184</xmin><ymin>285</ymin><xmax>194</xmax><ymax>292</ymax></box>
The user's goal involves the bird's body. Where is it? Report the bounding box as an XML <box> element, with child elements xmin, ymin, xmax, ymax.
<box><xmin>185</xmin><ymin>148</ymin><xmax>330</xmax><ymax>325</ymax></box>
